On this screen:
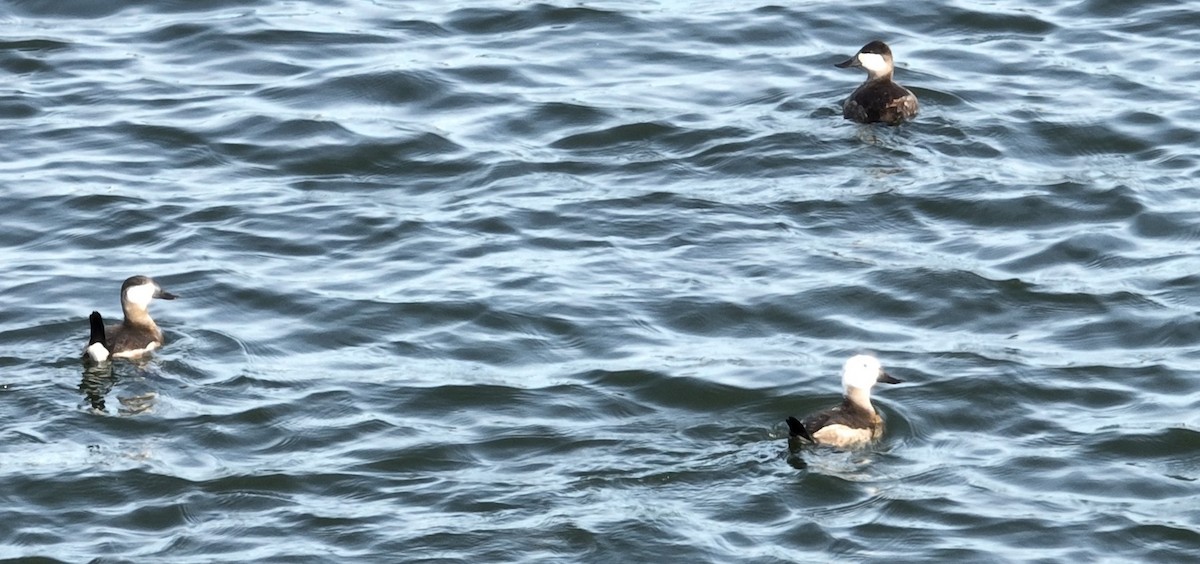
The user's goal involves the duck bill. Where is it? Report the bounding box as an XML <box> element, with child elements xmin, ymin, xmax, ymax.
<box><xmin>156</xmin><ymin>289</ymin><xmax>178</xmax><ymax>300</ymax></box>
<box><xmin>878</xmin><ymin>372</ymin><xmax>902</xmax><ymax>384</ymax></box>
<box><xmin>834</xmin><ymin>55</ymin><xmax>861</xmax><ymax>69</ymax></box>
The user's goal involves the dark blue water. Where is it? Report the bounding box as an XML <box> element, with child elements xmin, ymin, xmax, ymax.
<box><xmin>3</xmin><ymin>1</ymin><xmax>1199</xmax><ymax>561</ymax></box>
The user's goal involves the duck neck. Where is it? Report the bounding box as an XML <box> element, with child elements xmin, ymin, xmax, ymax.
<box><xmin>122</xmin><ymin>304</ymin><xmax>155</xmax><ymax>329</ymax></box>
<box><xmin>866</xmin><ymin>68</ymin><xmax>893</xmax><ymax>82</ymax></box>
<box><xmin>845</xmin><ymin>387</ymin><xmax>876</xmax><ymax>413</ymax></box>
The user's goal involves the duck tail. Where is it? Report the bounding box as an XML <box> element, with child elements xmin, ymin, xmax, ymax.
<box><xmin>786</xmin><ymin>416</ymin><xmax>813</xmax><ymax>442</ymax></box>
<box><xmin>83</xmin><ymin>311</ymin><xmax>110</xmax><ymax>363</ymax></box>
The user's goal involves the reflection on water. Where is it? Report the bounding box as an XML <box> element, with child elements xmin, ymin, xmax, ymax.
<box><xmin>79</xmin><ymin>363</ymin><xmax>114</xmax><ymax>413</ymax></box>
<box><xmin>79</xmin><ymin>362</ymin><xmax>157</xmax><ymax>416</ymax></box>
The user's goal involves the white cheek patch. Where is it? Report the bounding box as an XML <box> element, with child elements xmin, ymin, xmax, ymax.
<box><xmin>125</xmin><ymin>283</ymin><xmax>157</xmax><ymax>308</ymax></box>
<box><xmin>844</xmin><ymin>370</ymin><xmax>876</xmax><ymax>391</ymax></box>
<box><xmin>857</xmin><ymin>52</ymin><xmax>888</xmax><ymax>74</ymax></box>
<box><xmin>842</xmin><ymin>355</ymin><xmax>884</xmax><ymax>390</ymax></box>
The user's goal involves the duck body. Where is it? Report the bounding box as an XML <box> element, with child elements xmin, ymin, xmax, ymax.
<box><xmin>787</xmin><ymin>399</ymin><xmax>885</xmax><ymax>449</ymax></box>
<box><xmin>842</xmin><ymin>79</ymin><xmax>918</xmax><ymax>126</ymax></box>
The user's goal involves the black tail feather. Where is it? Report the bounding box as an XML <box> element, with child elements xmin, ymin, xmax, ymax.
<box><xmin>88</xmin><ymin>312</ymin><xmax>107</xmax><ymax>348</ymax></box>
<box><xmin>83</xmin><ymin>311</ymin><xmax>110</xmax><ymax>361</ymax></box>
<box><xmin>786</xmin><ymin>416</ymin><xmax>813</xmax><ymax>442</ymax></box>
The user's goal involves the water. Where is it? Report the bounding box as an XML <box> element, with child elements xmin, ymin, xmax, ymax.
<box><xmin>2</xmin><ymin>0</ymin><xmax>1199</xmax><ymax>561</ymax></box>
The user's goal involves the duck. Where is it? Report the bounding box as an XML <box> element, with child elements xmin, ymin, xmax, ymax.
<box><xmin>82</xmin><ymin>275</ymin><xmax>177</xmax><ymax>363</ymax></box>
<box><xmin>786</xmin><ymin>354</ymin><xmax>902</xmax><ymax>449</ymax></box>
<box><xmin>835</xmin><ymin>40</ymin><xmax>919</xmax><ymax>125</ymax></box>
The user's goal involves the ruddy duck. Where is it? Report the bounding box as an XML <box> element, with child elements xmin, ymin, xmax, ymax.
<box><xmin>786</xmin><ymin>354</ymin><xmax>902</xmax><ymax>449</ymax></box>
<box><xmin>835</xmin><ymin>41</ymin><xmax>918</xmax><ymax>125</ymax></box>
<box><xmin>82</xmin><ymin>275</ymin><xmax>177</xmax><ymax>363</ymax></box>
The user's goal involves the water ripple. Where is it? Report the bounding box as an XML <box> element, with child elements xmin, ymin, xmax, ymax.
<box><xmin>2</xmin><ymin>0</ymin><xmax>1200</xmax><ymax>561</ymax></box>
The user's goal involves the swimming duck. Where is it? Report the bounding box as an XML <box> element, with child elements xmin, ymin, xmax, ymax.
<box><xmin>835</xmin><ymin>41</ymin><xmax>918</xmax><ymax>125</ymax></box>
<box><xmin>786</xmin><ymin>354</ymin><xmax>902</xmax><ymax>449</ymax></box>
<box><xmin>82</xmin><ymin>275</ymin><xmax>177</xmax><ymax>363</ymax></box>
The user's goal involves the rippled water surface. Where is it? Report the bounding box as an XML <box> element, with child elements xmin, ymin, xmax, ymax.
<box><xmin>3</xmin><ymin>0</ymin><xmax>1200</xmax><ymax>561</ymax></box>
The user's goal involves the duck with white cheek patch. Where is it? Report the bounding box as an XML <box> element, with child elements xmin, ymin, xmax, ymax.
<box><xmin>835</xmin><ymin>40</ymin><xmax>919</xmax><ymax>125</ymax></box>
<box><xmin>82</xmin><ymin>275</ymin><xmax>178</xmax><ymax>363</ymax></box>
<box><xmin>786</xmin><ymin>355</ymin><xmax>903</xmax><ymax>449</ymax></box>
